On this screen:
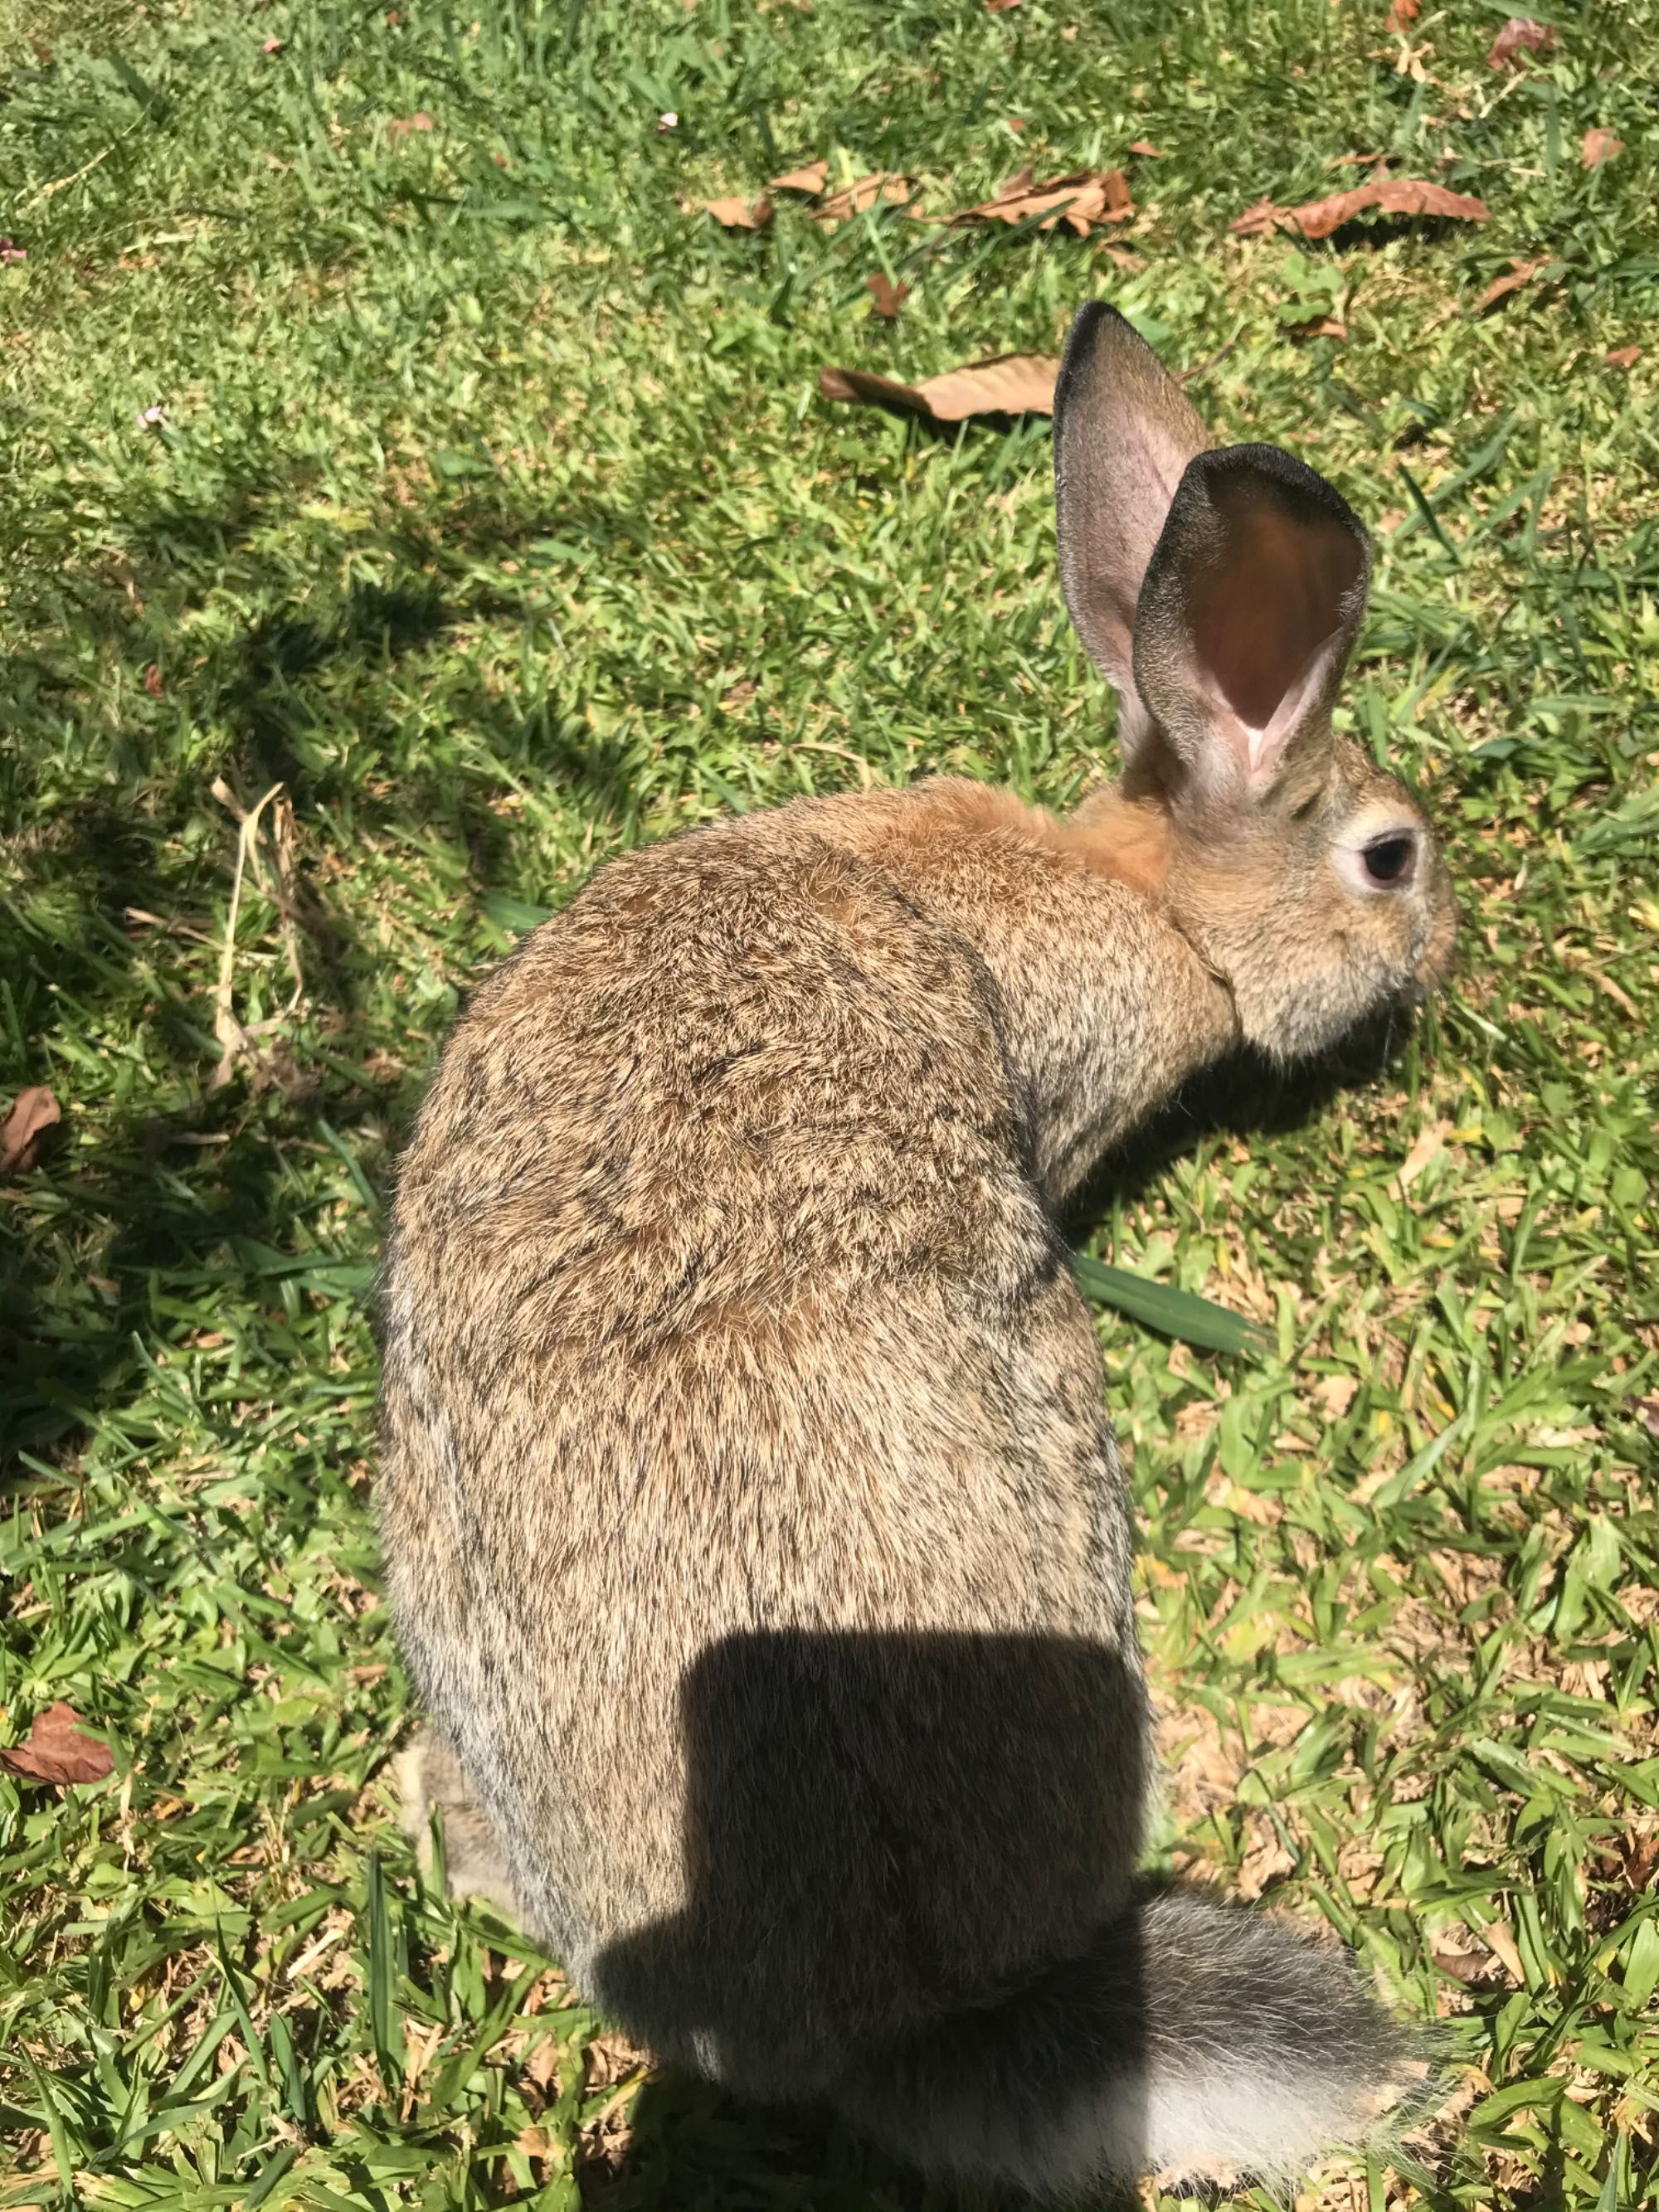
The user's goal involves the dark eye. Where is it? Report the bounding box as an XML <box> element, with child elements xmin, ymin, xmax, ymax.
<box><xmin>1362</xmin><ymin>834</ymin><xmax>1416</xmax><ymax>887</ymax></box>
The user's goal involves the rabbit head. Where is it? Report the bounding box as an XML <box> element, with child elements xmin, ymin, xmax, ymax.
<box><xmin>1054</xmin><ymin>304</ymin><xmax>1457</xmax><ymax>1062</ymax></box>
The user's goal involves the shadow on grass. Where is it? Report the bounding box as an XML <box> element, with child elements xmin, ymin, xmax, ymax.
<box><xmin>1066</xmin><ymin>1008</ymin><xmax>1413</xmax><ymax>1238</ymax></box>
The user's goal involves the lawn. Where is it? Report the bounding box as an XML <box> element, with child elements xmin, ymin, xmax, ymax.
<box><xmin>1</xmin><ymin>0</ymin><xmax>1656</xmax><ymax>2205</ymax></box>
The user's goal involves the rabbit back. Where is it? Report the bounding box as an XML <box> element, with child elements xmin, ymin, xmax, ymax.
<box><xmin>379</xmin><ymin>806</ymin><xmax>1149</xmax><ymax>2088</ymax></box>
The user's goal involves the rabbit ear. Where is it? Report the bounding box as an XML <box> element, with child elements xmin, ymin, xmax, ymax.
<box><xmin>1053</xmin><ymin>303</ymin><xmax>1211</xmax><ymax>753</ymax></box>
<box><xmin>1132</xmin><ymin>443</ymin><xmax>1372</xmax><ymax>820</ymax></box>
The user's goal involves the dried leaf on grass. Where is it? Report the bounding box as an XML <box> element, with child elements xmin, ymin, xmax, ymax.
<box><xmin>703</xmin><ymin>194</ymin><xmax>771</xmax><ymax>230</ymax></box>
<box><xmin>0</xmin><ymin>1702</ymin><xmax>114</xmax><ymax>1785</ymax></box>
<box><xmin>819</xmin><ymin>352</ymin><xmax>1058</xmax><ymax>424</ymax></box>
<box><xmin>208</xmin><ymin>778</ymin><xmax>309</xmax><ymax>1097</ymax></box>
<box><xmin>1232</xmin><ymin>178</ymin><xmax>1488</xmax><ymax>240</ymax></box>
<box><xmin>1474</xmin><ymin>256</ymin><xmax>1554</xmax><ymax>312</ymax></box>
<box><xmin>1433</xmin><ymin>1942</ymin><xmax>1498</xmax><ymax>1986</ymax></box>
<box><xmin>1397</xmin><ymin>1119</ymin><xmax>1452</xmax><ymax>1190</ymax></box>
<box><xmin>768</xmin><ymin>160</ymin><xmax>828</xmax><ymax>194</ymax></box>
<box><xmin>951</xmin><ymin>166</ymin><xmax>1132</xmax><ymax>236</ymax></box>
<box><xmin>1581</xmin><ymin>127</ymin><xmax>1623</xmax><ymax>168</ymax></box>
<box><xmin>1486</xmin><ymin>16</ymin><xmax>1556</xmax><ymax>69</ymax></box>
<box><xmin>817</xmin><ymin>173</ymin><xmax>915</xmax><ymax>223</ymax></box>
<box><xmin>864</xmin><ymin>271</ymin><xmax>907</xmax><ymax>318</ymax></box>
<box><xmin>0</xmin><ymin>1086</ymin><xmax>60</xmax><ymax>1174</ymax></box>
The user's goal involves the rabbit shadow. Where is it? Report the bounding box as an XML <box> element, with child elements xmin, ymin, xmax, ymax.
<box><xmin>1064</xmin><ymin>1006</ymin><xmax>1413</xmax><ymax>1237</ymax></box>
<box><xmin>585</xmin><ymin>1629</ymin><xmax>1151</xmax><ymax>2212</ymax></box>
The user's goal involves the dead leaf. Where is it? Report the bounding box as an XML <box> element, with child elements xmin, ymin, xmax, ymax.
<box><xmin>819</xmin><ymin>352</ymin><xmax>1058</xmax><ymax>424</ymax></box>
<box><xmin>1581</xmin><ymin>127</ymin><xmax>1623</xmax><ymax>168</ymax></box>
<box><xmin>864</xmin><ymin>271</ymin><xmax>908</xmax><ymax>318</ymax></box>
<box><xmin>817</xmin><ymin>173</ymin><xmax>915</xmax><ymax>223</ymax></box>
<box><xmin>951</xmin><ymin>166</ymin><xmax>1131</xmax><ymax>237</ymax></box>
<box><xmin>1232</xmin><ymin>177</ymin><xmax>1489</xmax><ymax>240</ymax></box>
<box><xmin>1433</xmin><ymin>1942</ymin><xmax>1496</xmax><ymax>1985</ymax></box>
<box><xmin>1234</xmin><ymin>1816</ymin><xmax>1296</xmax><ymax>1901</ymax></box>
<box><xmin>1384</xmin><ymin>0</ymin><xmax>1419</xmax><ymax>24</ymax></box>
<box><xmin>1127</xmin><ymin>139</ymin><xmax>1164</xmax><ymax>156</ymax></box>
<box><xmin>523</xmin><ymin>2036</ymin><xmax>562</xmax><ymax>2097</ymax></box>
<box><xmin>1475</xmin><ymin>256</ymin><xmax>1553</xmax><ymax>312</ymax></box>
<box><xmin>1606</xmin><ymin>344</ymin><xmax>1642</xmax><ymax>369</ymax></box>
<box><xmin>1397</xmin><ymin>1118</ymin><xmax>1451</xmax><ymax>1190</ymax></box>
<box><xmin>1313</xmin><ymin>1373</ymin><xmax>1360</xmax><ymax>1421</ymax></box>
<box><xmin>1616</xmin><ymin>1833</ymin><xmax>1659</xmax><ymax>1889</ymax></box>
<box><xmin>768</xmin><ymin>159</ymin><xmax>828</xmax><ymax>194</ymax></box>
<box><xmin>703</xmin><ymin>194</ymin><xmax>772</xmax><ymax>230</ymax></box>
<box><xmin>387</xmin><ymin>110</ymin><xmax>434</xmax><ymax>138</ymax></box>
<box><xmin>1486</xmin><ymin>17</ymin><xmax>1557</xmax><ymax>70</ymax></box>
<box><xmin>1480</xmin><ymin>1921</ymin><xmax>1526</xmax><ymax>1984</ymax></box>
<box><xmin>0</xmin><ymin>1087</ymin><xmax>60</xmax><ymax>1174</ymax></box>
<box><xmin>0</xmin><ymin>1702</ymin><xmax>114</xmax><ymax>1785</ymax></box>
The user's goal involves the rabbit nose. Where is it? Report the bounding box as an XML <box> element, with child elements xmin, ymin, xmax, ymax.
<box><xmin>1415</xmin><ymin>883</ymin><xmax>1460</xmax><ymax>992</ymax></box>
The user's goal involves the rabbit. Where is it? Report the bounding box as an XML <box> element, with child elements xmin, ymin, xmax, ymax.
<box><xmin>377</xmin><ymin>301</ymin><xmax>1457</xmax><ymax>2195</ymax></box>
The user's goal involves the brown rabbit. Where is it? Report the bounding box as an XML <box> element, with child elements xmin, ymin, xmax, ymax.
<box><xmin>378</xmin><ymin>303</ymin><xmax>1457</xmax><ymax>2193</ymax></box>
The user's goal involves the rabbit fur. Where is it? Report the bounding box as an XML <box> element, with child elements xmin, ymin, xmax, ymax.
<box><xmin>378</xmin><ymin>304</ymin><xmax>1457</xmax><ymax>2193</ymax></box>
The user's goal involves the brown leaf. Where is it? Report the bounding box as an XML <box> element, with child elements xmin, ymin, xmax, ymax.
<box><xmin>1127</xmin><ymin>139</ymin><xmax>1164</xmax><ymax>157</ymax></box>
<box><xmin>1231</xmin><ymin>177</ymin><xmax>1488</xmax><ymax>240</ymax></box>
<box><xmin>1384</xmin><ymin>0</ymin><xmax>1419</xmax><ymax>24</ymax></box>
<box><xmin>1475</xmin><ymin>256</ymin><xmax>1552</xmax><ymax>312</ymax></box>
<box><xmin>1486</xmin><ymin>17</ymin><xmax>1557</xmax><ymax>70</ymax></box>
<box><xmin>1618</xmin><ymin>1833</ymin><xmax>1659</xmax><ymax>1889</ymax></box>
<box><xmin>819</xmin><ymin>352</ymin><xmax>1058</xmax><ymax>424</ymax></box>
<box><xmin>1397</xmin><ymin>1118</ymin><xmax>1452</xmax><ymax>1190</ymax></box>
<box><xmin>768</xmin><ymin>159</ymin><xmax>828</xmax><ymax>194</ymax></box>
<box><xmin>1581</xmin><ymin>127</ymin><xmax>1623</xmax><ymax>168</ymax></box>
<box><xmin>1433</xmin><ymin>1942</ymin><xmax>1496</xmax><ymax>1986</ymax></box>
<box><xmin>816</xmin><ymin>173</ymin><xmax>916</xmax><ymax>223</ymax></box>
<box><xmin>0</xmin><ymin>1701</ymin><xmax>114</xmax><ymax>1785</ymax></box>
<box><xmin>0</xmin><ymin>1087</ymin><xmax>60</xmax><ymax>1174</ymax></box>
<box><xmin>703</xmin><ymin>194</ymin><xmax>772</xmax><ymax>230</ymax></box>
<box><xmin>864</xmin><ymin>271</ymin><xmax>908</xmax><ymax>318</ymax></box>
<box><xmin>1481</xmin><ymin>1921</ymin><xmax>1526</xmax><ymax>1984</ymax></box>
<box><xmin>387</xmin><ymin>110</ymin><xmax>434</xmax><ymax>138</ymax></box>
<box><xmin>1606</xmin><ymin>344</ymin><xmax>1642</xmax><ymax>370</ymax></box>
<box><xmin>1312</xmin><ymin>1373</ymin><xmax>1360</xmax><ymax>1421</ymax></box>
<box><xmin>951</xmin><ymin>166</ymin><xmax>1131</xmax><ymax>237</ymax></box>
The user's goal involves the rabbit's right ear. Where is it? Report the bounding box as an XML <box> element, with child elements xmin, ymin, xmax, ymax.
<box><xmin>1053</xmin><ymin>303</ymin><xmax>1210</xmax><ymax>753</ymax></box>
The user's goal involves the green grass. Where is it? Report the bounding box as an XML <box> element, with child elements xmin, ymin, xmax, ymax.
<box><xmin>2</xmin><ymin>0</ymin><xmax>1657</xmax><ymax>2205</ymax></box>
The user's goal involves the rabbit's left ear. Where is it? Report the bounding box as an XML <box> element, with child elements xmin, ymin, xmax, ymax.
<box><xmin>1132</xmin><ymin>443</ymin><xmax>1372</xmax><ymax>822</ymax></box>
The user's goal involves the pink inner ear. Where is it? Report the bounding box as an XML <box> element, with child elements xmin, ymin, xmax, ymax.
<box><xmin>1185</xmin><ymin>504</ymin><xmax>1364</xmax><ymax>734</ymax></box>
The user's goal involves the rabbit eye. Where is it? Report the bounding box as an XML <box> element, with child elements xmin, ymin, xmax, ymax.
<box><xmin>1361</xmin><ymin>834</ymin><xmax>1416</xmax><ymax>887</ymax></box>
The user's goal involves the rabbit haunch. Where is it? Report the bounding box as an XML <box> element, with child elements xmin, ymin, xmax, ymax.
<box><xmin>378</xmin><ymin>304</ymin><xmax>1455</xmax><ymax>2193</ymax></box>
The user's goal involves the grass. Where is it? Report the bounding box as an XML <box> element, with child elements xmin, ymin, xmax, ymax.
<box><xmin>1</xmin><ymin>0</ymin><xmax>1656</xmax><ymax>2204</ymax></box>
